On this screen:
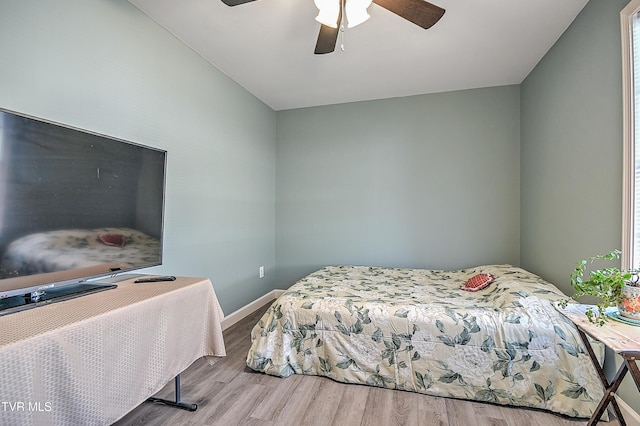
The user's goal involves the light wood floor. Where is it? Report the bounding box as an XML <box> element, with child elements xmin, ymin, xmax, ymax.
<box><xmin>115</xmin><ymin>304</ymin><xmax>618</xmax><ymax>426</ymax></box>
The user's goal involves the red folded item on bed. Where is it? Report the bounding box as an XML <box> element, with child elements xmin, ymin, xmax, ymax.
<box><xmin>460</xmin><ymin>273</ymin><xmax>495</xmax><ymax>292</ymax></box>
<box><xmin>98</xmin><ymin>234</ymin><xmax>126</xmax><ymax>247</ymax></box>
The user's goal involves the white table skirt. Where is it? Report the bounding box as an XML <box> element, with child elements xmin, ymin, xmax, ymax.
<box><xmin>0</xmin><ymin>276</ymin><xmax>225</xmax><ymax>426</ymax></box>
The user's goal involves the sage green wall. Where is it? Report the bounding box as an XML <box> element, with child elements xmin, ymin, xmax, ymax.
<box><xmin>0</xmin><ymin>0</ymin><xmax>277</xmax><ymax>314</ymax></box>
<box><xmin>276</xmin><ymin>86</ymin><xmax>521</xmax><ymax>287</ymax></box>
<box><xmin>520</xmin><ymin>0</ymin><xmax>634</xmax><ymax>413</ymax></box>
<box><xmin>520</xmin><ymin>0</ymin><xmax>625</xmax><ymax>293</ymax></box>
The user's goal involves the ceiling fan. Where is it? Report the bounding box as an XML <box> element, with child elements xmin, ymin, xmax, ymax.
<box><xmin>220</xmin><ymin>0</ymin><xmax>445</xmax><ymax>54</ymax></box>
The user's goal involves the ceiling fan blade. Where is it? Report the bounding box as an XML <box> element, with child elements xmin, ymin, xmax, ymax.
<box><xmin>220</xmin><ymin>0</ymin><xmax>258</xmax><ymax>6</ymax></box>
<box><xmin>314</xmin><ymin>3</ymin><xmax>342</xmax><ymax>54</ymax></box>
<box><xmin>314</xmin><ymin>24</ymin><xmax>340</xmax><ymax>54</ymax></box>
<box><xmin>372</xmin><ymin>0</ymin><xmax>444</xmax><ymax>29</ymax></box>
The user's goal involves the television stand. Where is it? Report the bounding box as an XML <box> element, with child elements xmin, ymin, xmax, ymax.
<box><xmin>0</xmin><ymin>276</ymin><xmax>225</xmax><ymax>424</ymax></box>
<box><xmin>147</xmin><ymin>374</ymin><xmax>198</xmax><ymax>411</ymax></box>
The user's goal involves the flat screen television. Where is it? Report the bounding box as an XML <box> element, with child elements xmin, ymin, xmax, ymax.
<box><xmin>0</xmin><ymin>108</ymin><xmax>166</xmax><ymax>309</ymax></box>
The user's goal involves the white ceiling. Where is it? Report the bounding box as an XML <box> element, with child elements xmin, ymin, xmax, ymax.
<box><xmin>129</xmin><ymin>0</ymin><xmax>589</xmax><ymax>111</ymax></box>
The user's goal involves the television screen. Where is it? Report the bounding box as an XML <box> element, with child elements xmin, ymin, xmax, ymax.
<box><xmin>0</xmin><ymin>108</ymin><xmax>166</xmax><ymax>300</ymax></box>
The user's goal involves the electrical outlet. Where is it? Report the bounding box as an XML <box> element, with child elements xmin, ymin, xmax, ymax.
<box><xmin>259</xmin><ymin>266</ymin><xmax>264</xmax><ymax>278</ymax></box>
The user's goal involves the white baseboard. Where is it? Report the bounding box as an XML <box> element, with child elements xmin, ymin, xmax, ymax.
<box><xmin>615</xmin><ymin>394</ymin><xmax>640</xmax><ymax>426</ymax></box>
<box><xmin>221</xmin><ymin>289</ymin><xmax>285</xmax><ymax>331</ymax></box>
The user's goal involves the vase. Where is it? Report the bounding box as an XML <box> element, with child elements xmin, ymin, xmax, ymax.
<box><xmin>619</xmin><ymin>284</ymin><xmax>640</xmax><ymax>320</ymax></box>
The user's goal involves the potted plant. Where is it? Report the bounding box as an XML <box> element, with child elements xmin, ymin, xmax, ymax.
<box><xmin>562</xmin><ymin>249</ymin><xmax>640</xmax><ymax>325</ymax></box>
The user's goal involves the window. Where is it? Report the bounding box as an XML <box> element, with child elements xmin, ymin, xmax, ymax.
<box><xmin>622</xmin><ymin>0</ymin><xmax>640</xmax><ymax>270</ymax></box>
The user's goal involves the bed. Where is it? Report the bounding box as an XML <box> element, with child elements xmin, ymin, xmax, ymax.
<box><xmin>0</xmin><ymin>227</ymin><xmax>160</xmax><ymax>276</ymax></box>
<box><xmin>246</xmin><ymin>264</ymin><xmax>605</xmax><ymax>418</ymax></box>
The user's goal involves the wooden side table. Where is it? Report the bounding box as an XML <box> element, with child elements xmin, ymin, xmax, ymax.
<box><xmin>557</xmin><ymin>304</ymin><xmax>640</xmax><ymax>425</ymax></box>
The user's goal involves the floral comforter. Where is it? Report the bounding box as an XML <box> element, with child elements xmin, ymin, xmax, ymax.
<box><xmin>246</xmin><ymin>265</ymin><xmax>605</xmax><ymax>418</ymax></box>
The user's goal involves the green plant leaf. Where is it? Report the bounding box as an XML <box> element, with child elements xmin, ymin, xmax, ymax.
<box><xmin>438</xmin><ymin>335</ymin><xmax>456</xmax><ymax>347</ymax></box>
<box><xmin>336</xmin><ymin>324</ymin><xmax>351</xmax><ymax>336</ymax></box>
<box><xmin>535</xmin><ymin>383</ymin><xmax>546</xmax><ymax>401</ymax></box>
<box><xmin>561</xmin><ymin>385</ymin><xmax>586</xmax><ymax>399</ymax></box>
<box><xmin>559</xmin><ymin>342</ymin><xmax>579</xmax><ymax>357</ymax></box>
<box><xmin>481</xmin><ymin>336</ymin><xmax>495</xmax><ymax>353</ymax></box>
<box><xmin>438</xmin><ymin>371</ymin><xmax>460</xmax><ymax>384</ymax></box>
<box><xmin>475</xmin><ymin>389</ymin><xmax>499</xmax><ymax>403</ymax></box>
<box><xmin>336</xmin><ymin>358</ymin><xmax>354</xmax><ymax>369</ymax></box>
<box><xmin>319</xmin><ymin>356</ymin><xmax>332</xmax><ymax>373</ymax></box>
<box><xmin>505</xmin><ymin>313</ymin><xmax>521</xmax><ymax>324</ymax></box>
<box><xmin>444</xmin><ymin>308</ymin><xmax>459</xmax><ymax>324</ymax></box>
<box><xmin>553</xmin><ymin>325</ymin><xmax>566</xmax><ymax>341</ymax></box>
<box><xmin>394</xmin><ymin>308</ymin><xmax>409</xmax><ymax>318</ymax></box>
<box><xmin>457</xmin><ymin>328</ymin><xmax>471</xmax><ymax>345</ymax></box>
<box><xmin>415</xmin><ymin>371</ymin><xmax>425</xmax><ymax>389</ymax></box>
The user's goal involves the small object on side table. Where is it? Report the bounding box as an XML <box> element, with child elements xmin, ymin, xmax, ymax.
<box><xmin>556</xmin><ymin>303</ymin><xmax>640</xmax><ymax>425</ymax></box>
<box><xmin>134</xmin><ymin>276</ymin><xmax>177</xmax><ymax>283</ymax></box>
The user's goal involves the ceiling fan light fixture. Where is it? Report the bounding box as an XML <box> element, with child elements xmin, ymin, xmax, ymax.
<box><xmin>345</xmin><ymin>0</ymin><xmax>372</xmax><ymax>28</ymax></box>
<box><xmin>314</xmin><ymin>0</ymin><xmax>372</xmax><ymax>29</ymax></box>
<box><xmin>314</xmin><ymin>0</ymin><xmax>340</xmax><ymax>28</ymax></box>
